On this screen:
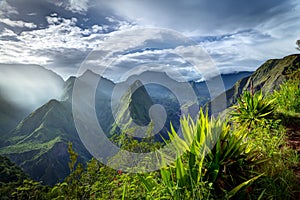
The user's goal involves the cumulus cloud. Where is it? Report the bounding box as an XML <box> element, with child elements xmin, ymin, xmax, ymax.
<box><xmin>83</xmin><ymin>0</ymin><xmax>300</xmax><ymax>78</ymax></box>
<box><xmin>0</xmin><ymin>14</ymin><xmax>113</xmax><ymax>79</ymax></box>
<box><xmin>0</xmin><ymin>28</ymin><xmax>17</xmax><ymax>37</ymax></box>
<box><xmin>201</xmin><ymin>21</ymin><xmax>300</xmax><ymax>73</ymax></box>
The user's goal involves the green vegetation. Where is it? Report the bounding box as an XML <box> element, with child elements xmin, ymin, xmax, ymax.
<box><xmin>0</xmin><ymin>155</ymin><xmax>29</xmax><ymax>200</ymax></box>
<box><xmin>272</xmin><ymin>79</ymin><xmax>300</xmax><ymax>116</ymax></box>
<box><xmin>230</xmin><ymin>82</ymin><xmax>299</xmax><ymax>199</ymax></box>
<box><xmin>2</xmin><ymin>75</ymin><xmax>299</xmax><ymax>199</ymax></box>
<box><xmin>138</xmin><ymin>111</ymin><xmax>264</xmax><ymax>199</ymax></box>
<box><xmin>231</xmin><ymin>90</ymin><xmax>275</xmax><ymax>130</ymax></box>
<box><xmin>211</xmin><ymin>54</ymin><xmax>300</xmax><ymax>114</ymax></box>
<box><xmin>1</xmin><ymin>54</ymin><xmax>300</xmax><ymax>199</ymax></box>
<box><xmin>0</xmin><ymin>100</ymin><xmax>92</xmax><ymax>185</ymax></box>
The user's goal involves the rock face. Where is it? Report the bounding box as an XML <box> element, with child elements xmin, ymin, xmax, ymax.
<box><xmin>209</xmin><ymin>54</ymin><xmax>300</xmax><ymax>114</ymax></box>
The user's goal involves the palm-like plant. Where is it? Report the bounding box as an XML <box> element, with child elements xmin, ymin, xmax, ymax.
<box><xmin>231</xmin><ymin>91</ymin><xmax>275</xmax><ymax>129</ymax></box>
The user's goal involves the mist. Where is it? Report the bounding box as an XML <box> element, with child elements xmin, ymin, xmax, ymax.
<box><xmin>0</xmin><ymin>64</ymin><xmax>64</xmax><ymax>111</ymax></box>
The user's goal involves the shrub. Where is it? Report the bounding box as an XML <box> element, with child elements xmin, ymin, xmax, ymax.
<box><xmin>231</xmin><ymin>91</ymin><xmax>276</xmax><ymax>130</ymax></box>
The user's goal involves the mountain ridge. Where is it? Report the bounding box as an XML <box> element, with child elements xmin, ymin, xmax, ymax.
<box><xmin>0</xmin><ymin>64</ymin><xmax>65</xmax><ymax>147</ymax></box>
<box><xmin>208</xmin><ymin>54</ymin><xmax>300</xmax><ymax>115</ymax></box>
<box><xmin>3</xmin><ymin>61</ymin><xmax>291</xmax><ymax>185</ymax></box>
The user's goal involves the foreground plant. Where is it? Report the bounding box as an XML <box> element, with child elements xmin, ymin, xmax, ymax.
<box><xmin>231</xmin><ymin>91</ymin><xmax>275</xmax><ymax>130</ymax></box>
<box><xmin>139</xmin><ymin>110</ymin><xmax>263</xmax><ymax>199</ymax></box>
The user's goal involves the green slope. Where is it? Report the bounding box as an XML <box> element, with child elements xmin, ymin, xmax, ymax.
<box><xmin>110</xmin><ymin>80</ymin><xmax>154</xmax><ymax>136</ymax></box>
<box><xmin>0</xmin><ymin>67</ymin><xmax>275</xmax><ymax>185</ymax></box>
<box><xmin>209</xmin><ymin>54</ymin><xmax>300</xmax><ymax>114</ymax></box>
<box><xmin>0</xmin><ymin>94</ymin><xmax>30</xmax><ymax>147</ymax></box>
<box><xmin>0</xmin><ymin>99</ymin><xmax>91</xmax><ymax>185</ymax></box>
<box><xmin>0</xmin><ymin>72</ymin><xmax>117</xmax><ymax>185</ymax></box>
<box><xmin>0</xmin><ymin>64</ymin><xmax>64</xmax><ymax>147</ymax></box>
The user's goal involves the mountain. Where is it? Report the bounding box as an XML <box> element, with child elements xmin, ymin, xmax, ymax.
<box><xmin>0</xmin><ymin>99</ymin><xmax>92</xmax><ymax>185</ymax></box>
<box><xmin>0</xmin><ymin>94</ymin><xmax>30</xmax><ymax>147</ymax></box>
<box><xmin>0</xmin><ymin>64</ymin><xmax>64</xmax><ymax>146</ymax></box>
<box><xmin>110</xmin><ymin>79</ymin><xmax>155</xmax><ymax>139</ymax></box>
<box><xmin>111</xmin><ymin>71</ymin><xmax>194</xmax><ymax>140</ymax></box>
<box><xmin>209</xmin><ymin>54</ymin><xmax>300</xmax><ymax>114</ymax></box>
<box><xmin>123</xmin><ymin>79</ymin><xmax>154</xmax><ymax>126</ymax></box>
<box><xmin>214</xmin><ymin>71</ymin><xmax>254</xmax><ymax>90</ymax></box>
<box><xmin>0</xmin><ymin>69</ymin><xmax>120</xmax><ymax>185</ymax></box>
<box><xmin>0</xmin><ymin>67</ymin><xmax>255</xmax><ymax>184</ymax></box>
<box><xmin>191</xmin><ymin>71</ymin><xmax>253</xmax><ymax>105</ymax></box>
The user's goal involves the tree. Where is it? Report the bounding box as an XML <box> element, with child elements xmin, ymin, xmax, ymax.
<box><xmin>297</xmin><ymin>40</ymin><xmax>300</xmax><ymax>51</ymax></box>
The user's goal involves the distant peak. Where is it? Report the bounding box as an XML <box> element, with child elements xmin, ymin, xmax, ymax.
<box><xmin>82</xmin><ymin>69</ymin><xmax>99</xmax><ymax>77</ymax></box>
<box><xmin>130</xmin><ymin>80</ymin><xmax>144</xmax><ymax>92</ymax></box>
<box><xmin>80</xmin><ymin>70</ymin><xmax>115</xmax><ymax>84</ymax></box>
<box><xmin>65</xmin><ymin>76</ymin><xmax>76</xmax><ymax>83</ymax></box>
<box><xmin>133</xmin><ymin>79</ymin><xmax>143</xmax><ymax>86</ymax></box>
<box><xmin>47</xmin><ymin>99</ymin><xmax>60</xmax><ymax>106</ymax></box>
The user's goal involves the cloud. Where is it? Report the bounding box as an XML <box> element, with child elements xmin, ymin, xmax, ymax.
<box><xmin>0</xmin><ymin>28</ymin><xmax>17</xmax><ymax>37</ymax></box>
<box><xmin>84</xmin><ymin>0</ymin><xmax>300</xmax><ymax>78</ymax></box>
<box><xmin>0</xmin><ymin>14</ymin><xmax>130</xmax><ymax>79</ymax></box>
<box><xmin>0</xmin><ymin>18</ymin><xmax>37</xmax><ymax>29</ymax></box>
<box><xmin>68</xmin><ymin>0</ymin><xmax>89</xmax><ymax>14</ymax></box>
<box><xmin>96</xmin><ymin>0</ymin><xmax>296</xmax><ymax>35</ymax></box>
<box><xmin>81</xmin><ymin>29</ymin><xmax>219</xmax><ymax>82</ymax></box>
<box><xmin>0</xmin><ymin>64</ymin><xmax>64</xmax><ymax>111</ymax></box>
<box><xmin>0</xmin><ymin>0</ymin><xmax>299</xmax><ymax>82</ymax></box>
<box><xmin>0</xmin><ymin>0</ymin><xmax>18</xmax><ymax>17</ymax></box>
<box><xmin>200</xmin><ymin>25</ymin><xmax>300</xmax><ymax>73</ymax></box>
<box><xmin>50</xmin><ymin>0</ymin><xmax>89</xmax><ymax>14</ymax></box>
<box><xmin>27</xmin><ymin>13</ymin><xmax>37</xmax><ymax>16</ymax></box>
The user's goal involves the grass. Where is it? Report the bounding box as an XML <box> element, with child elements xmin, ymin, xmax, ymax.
<box><xmin>231</xmin><ymin>77</ymin><xmax>300</xmax><ymax>199</ymax></box>
<box><xmin>0</xmin><ymin>137</ymin><xmax>61</xmax><ymax>154</ymax></box>
<box><xmin>272</xmin><ymin>79</ymin><xmax>300</xmax><ymax>116</ymax></box>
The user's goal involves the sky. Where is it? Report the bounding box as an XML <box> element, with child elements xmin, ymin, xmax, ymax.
<box><xmin>0</xmin><ymin>0</ymin><xmax>300</xmax><ymax>81</ymax></box>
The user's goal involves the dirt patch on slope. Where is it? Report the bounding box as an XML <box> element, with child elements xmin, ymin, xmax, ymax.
<box><xmin>285</xmin><ymin>118</ymin><xmax>300</xmax><ymax>199</ymax></box>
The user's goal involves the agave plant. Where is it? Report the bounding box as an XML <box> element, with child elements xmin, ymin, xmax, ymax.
<box><xmin>231</xmin><ymin>91</ymin><xmax>275</xmax><ymax>129</ymax></box>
